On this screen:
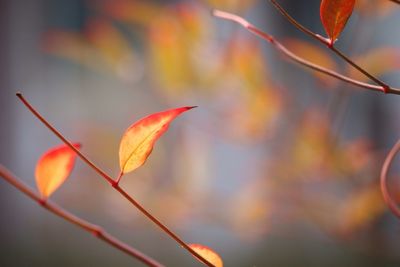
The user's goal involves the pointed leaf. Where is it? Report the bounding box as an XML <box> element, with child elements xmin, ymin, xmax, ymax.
<box><xmin>320</xmin><ymin>0</ymin><xmax>355</xmax><ymax>45</ymax></box>
<box><xmin>189</xmin><ymin>244</ymin><xmax>223</xmax><ymax>267</ymax></box>
<box><xmin>119</xmin><ymin>106</ymin><xmax>196</xmax><ymax>174</ymax></box>
<box><xmin>35</xmin><ymin>143</ymin><xmax>81</xmax><ymax>198</ymax></box>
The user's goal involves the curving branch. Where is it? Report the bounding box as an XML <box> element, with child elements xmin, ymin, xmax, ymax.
<box><xmin>380</xmin><ymin>139</ymin><xmax>400</xmax><ymax>219</ymax></box>
<box><xmin>0</xmin><ymin>164</ymin><xmax>164</xmax><ymax>267</ymax></box>
<box><xmin>268</xmin><ymin>0</ymin><xmax>392</xmax><ymax>93</ymax></box>
<box><xmin>212</xmin><ymin>10</ymin><xmax>400</xmax><ymax>95</ymax></box>
<box><xmin>15</xmin><ymin>93</ymin><xmax>216</xmax><ymax>267</ymax></box>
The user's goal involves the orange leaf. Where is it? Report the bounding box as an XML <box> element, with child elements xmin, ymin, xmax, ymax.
<box><xmin>320</xmin><ymin>0</ymin><xmax>355</xmax><ymax>45</ymax></box>
<box><xmin>355</xmin><ymin>0</ymin><xmax>394</xmax><ymax>17</ymax></box>
<box><xmin>339</xmin><ymin>185</ymin><xmax>386</xmax><ymax>234</ymax></box>
<box><xmin>119</xmin><ymin>107</ymin><xmax>196</xmax><ymax>174</ymax></box>
<box><xmin>189</xmin><ymin>244</ymin><xmax>223</xmax><ymax>267</ymax></box>
<box><xmin>84</xmin><ymin>18</ymin><xmax>134</xmax><ymax>67</ymax></box>
<box><xmin>35</xmin><ymin>143</ymin><xmax>81</xmax><ymax>198</ymax></box>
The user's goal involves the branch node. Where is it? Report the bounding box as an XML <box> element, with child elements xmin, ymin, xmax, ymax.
<box><xmin>383</xmin><ymin>85</ymin><xmax>390</xmax><ymax>94</ymax></box>
<box><xmin>92</xmin><ymin>227</ymin><xmax>103</xmax><ymax>237</ymax></box>
<box><xmin>111</xmin><ymin>180</ymin><xmax>119</xmax><ymax>188</ymax></box>
<box><xmin>39</xmin><ymin>198</ymin><xmax>47</xmax><ymax>206</ymax></box>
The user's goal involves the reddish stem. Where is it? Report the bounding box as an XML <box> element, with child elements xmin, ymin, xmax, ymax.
<box><xmin>115</xmin><ymin>171</ymin><xmax>124</xmax><ymax>185</ymax></box>
<box><xmin>212</xmin><ymin>10</ymin><xmax>400</xmax><ymax>95</ymax></box>
<box><xmin>16</xmin><ymin>93</ymin><xmax>115</xmax><ymax>185</ymax></box>
<box><xmin>16</xmin><ymin>93</ymin><xmax>215</xmax><ymax>267</ymax></box>
<box><xmin>380</xmin><ymin>139</ymin><xmax>400</xmax><ymax>219</ymax></box>
<box><xmin>268</xmin><ymin>0</ymin><xmax>392</xmax><ymax>92</ymax></box>
<box><xmin>0</xmin><ymin>164</ymin><xmax>164</xmax><ymax>267</ymax></box>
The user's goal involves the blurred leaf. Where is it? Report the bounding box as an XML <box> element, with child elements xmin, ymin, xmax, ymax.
<box><xmin>284</xmin><ymin>38</ymin><xmax>338</xmax><ymax>87</ymax></box>
<box><xmin>84</xmin><ymin>18</ymin><xmax>135</xmax><ymax>70</ymax></box>
<box><xmin>35</xmin><ymin>143</ymin><xmax>81</xmax><ymax>198</ymax></box>
<box><xmin>320</xmin><ymin>0</ymin><xmax>355</xmax><ymax>44</ymax></box>
<box><xmin>204</xmin><ymin>0</ymin><xmax>255</xmax><ymax>11</ymax></box>
<box><xmin>339</xmin><ymin>185</ymin><xmax>386</xmax><ymax>235</ymax></box>
<box><xmin>98</xmin><ymin>0</ymin><xmax>161</xmax><ymax>25</ymax></box>
<box><xmin>292</xmin><ymin>110</ymin><xmax>333</xmax><ymax>178</ymax></box>
<box><xmin>221</xmin><ymin>85</ymin><xmax>282</xmax><ymax>141</ymax></box>
<box><xmin>228</xmin><ymin>39</ymin><xmax>269</xmax><ymax>88</ymax></box>
<box><xmin>119</xmin><ymin>107</ymin><xmax>196</xmax><ymax>174</ymax></box>
<box><xmin>177</xmin><ymin>3</ymin><xmax>207</xmax><ymax>41</ymax></box>
<box><xmin>148</xmin><ymin>12</ymin><xmax>194</xmax><ymax>93</ymax></box>
<box><xmin>147</xmin><ymin>4</ymin><xmax>210</xmax><ymax>95</ymax></box>
<box><xmin>42</xmin><ymin>30</ymin><xmax>102</xmax><ymax>71</ymax></box>
<box><xmin>339</xmin><ymin>139</ymin><xmax>374</xmax><ymax>174</ymax></box>
<box><xmin>189</xmin><ymin>244</ymin><xmax>223</xmax><ymax>267</ymax></box>
<box><xmin>231</xmin><ymin>178</ymin><xmax>271</xmax><ymax>240</ymax></box>
<box><xmin>347</xmin><ymin>47</ymin><xmax>400</xmax><ymax>82</ymax></box>
<box><xmin>355</xmin><ymin>0</ymin><xmax>395</xmax><ymax>16</ymax></box>
<box><xmin>42</xmin><ymin>28</ymin><xmax>138</xmax><ymax>81</ymax></box>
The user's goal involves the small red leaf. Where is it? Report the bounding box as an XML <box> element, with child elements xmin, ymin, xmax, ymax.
<box><xmin>189</xmin><ymin>244</ymin><xmax>223</xmax><ymax>267</ymax></box>
<box><xmin>320</xmin><ymin>0</ymin><xmax>355</xmax><ymax>45</ymax></box>
<box><xmin>35</xmin><ymin>143</ymin><xmax>81</xmax><ymax>198</ymax></box>
<box><xmin>119</xmin><ymin>106</ymin><xmax>196</xmax><ymax>174</ymax></box>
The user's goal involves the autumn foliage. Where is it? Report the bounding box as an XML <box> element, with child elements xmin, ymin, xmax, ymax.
<box><xmin>1</xmin><ymin>0</ymin><xmax>400</xmax><ymax>266</ymax></box>
<box><xmin>35</xmin><ymin>143</ymin><xmax>81</xmax><ymax>198</ymax></box>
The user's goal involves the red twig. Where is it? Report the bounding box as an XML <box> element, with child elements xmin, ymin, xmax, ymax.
<box><xmin>212</xmin><ymin>10</ymin><xmax>400</xmax><ymax>95</ymax></box>
<box><xmin>268</xmin><ymin>0</ymin><xmax>392</xmax><ymax>93</ymax></box>
<box><xmin>0</xmin><ymin>164</ymin><xmax>164</xmax><ymax>267</ymax></box>
<box><xmin>16</xmin><ymin>93</ymin><xmax>115</xmax><ymax>185</ymax></box>
<box><xmin>380</xmin><ymin>139</ymin><xmax>400</xmax><ymax>219</ymax></box>
<box><xmin>389</xmin><ymin>0</ymin><xmax>400</xmax><ymax>4</ymax></box>
<box><xmin>16</xmin><ymin>92</ymin><xmax>215</xmax><ymax>267</ymax></box>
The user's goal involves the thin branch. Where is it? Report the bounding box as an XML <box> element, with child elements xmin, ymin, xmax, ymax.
<box><xmin>389</xmin><ymin>0</ymin><xmax>400</xmax><ymax>4</ymax></box>
<box><xmin>269</xmin><ymin>0</ymin><xmax>327</xmax><ymax>43</ymax></box>
<box><xmin>16</xmin><ymin>93</ymin><xmax>115</xmax><ymax>185</ymax></box>
<box><xmin>0</xmin><ymin>164</ymin><xmax>164</xmax><ymax>267</ymax></box>
<box><xmin>212</xmin><ymin>10</ymin><xmax>400</xmax><ymax>95</ymax></box>
<box><xmin>16</xmin><ymin>93</ymin><xmax>215</xmax><ymax>267</ymax></box>
<box><xmin>268</xmin><ymin>0</ymin><xmax>392</xmax><ymax>93</ymax></box>
<box><xmin>380</xmin><ymin>139</ymin><xmax>400</xmax><ymax>219</ymax></box>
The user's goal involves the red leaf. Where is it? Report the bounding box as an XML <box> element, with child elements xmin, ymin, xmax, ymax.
<box><xmin>320</xmin><ymin>0</ymin><xmax>355</xmax><ymax>45</ymax></box>
<box><xmin>119</xmin><ymin>106</ymin><xmax>196</xmax><ymax>174</ymax></box>
<box><xmin>35</xmin><ymin>143</ymin><xmax>81</xmax><ymax>198</ymax></box>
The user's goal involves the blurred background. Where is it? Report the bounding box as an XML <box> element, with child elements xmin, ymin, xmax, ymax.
<box><xmin>1</xmin><ymin>0</ymin><xmax>400</xmax><ymax>266</ymax></box>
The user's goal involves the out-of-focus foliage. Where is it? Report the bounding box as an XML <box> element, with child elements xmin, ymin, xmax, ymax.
<box><xmin>283</xmin><ymin>38</ymin><xmax>338</xmax><ymax>87</ymax></box>
<box><xmin>36</xmin><ymin>0</ymin><xmax>400</xmax><ymax>265</ymax></box>
<box><xmin>355</xmin><ymin>0</ymin><xmax>395</xmax><ymax>16</ymax></box>
<box><xmin>347</xmin><ymin>47</ymin><xmax>400</xmax><ymax>82</ymax></box>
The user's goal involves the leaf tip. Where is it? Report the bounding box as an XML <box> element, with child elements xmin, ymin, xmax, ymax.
<box><xmin>119</xmin><ymin>106</ymin><xmax>197</xmax><ymax>174</ymax></box>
